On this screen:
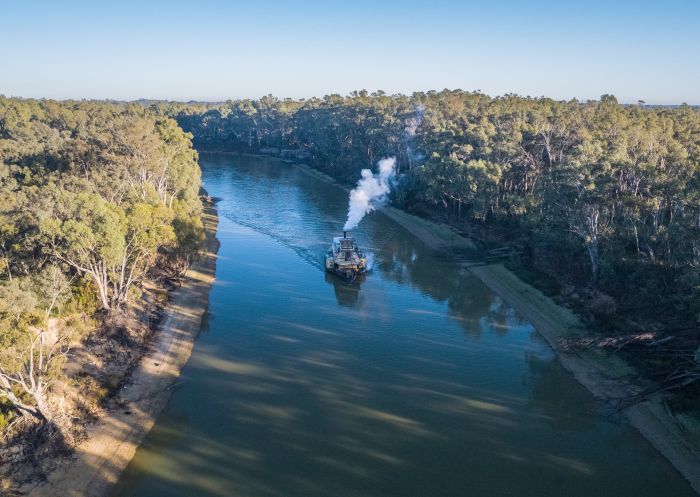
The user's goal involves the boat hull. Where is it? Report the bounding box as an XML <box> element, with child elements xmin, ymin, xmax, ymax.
<box><xmin>325</xmin><ymin>233</ymin><xmax>367</xmax><ymax>282</ymax></box>
<box><xmin>325</xmin><ymin>256</ymin><xmax>366</xmax><ymax>282</ymax></box>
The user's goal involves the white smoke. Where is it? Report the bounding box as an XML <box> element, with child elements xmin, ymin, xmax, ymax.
<box><xmin>404</xmin><ymin>104</ymin><xmax>425</xmax><ymax>137</ymax></box>
<box><xmin>404</xmin><ymin>104</ymin><xmax>425</xmax><ymax>167</ymax></box>
<box><xmin>343</xmin><ymin>157</ymin><xmax>397</xmax><ymax>231</ymax></box>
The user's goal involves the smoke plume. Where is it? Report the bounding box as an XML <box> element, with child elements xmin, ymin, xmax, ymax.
<box><xmin>343</xmin><ymin>157</ymin><xmax>396</xmax><ymax>231</ymax></box>
<box><xmin>404</xmin><ymin>104</ymin><xmax>425</xmax><ymax>167</ymax></box>
<box><xmin>404</xmin><ymin>104</ymin><xmax>425</xmax><ymax>137</ymax></box>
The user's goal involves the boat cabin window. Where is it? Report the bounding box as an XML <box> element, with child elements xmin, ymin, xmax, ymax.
<box><xmin>340</xmin><ymin>239</ymin><xmax>354</xmax><ymax>249</ymax></box>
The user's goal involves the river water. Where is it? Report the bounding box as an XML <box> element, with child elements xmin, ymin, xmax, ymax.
<box><xmin>111</xmin><ymin>154</ymin><xmax>695</xmax><ymax>497</ymax></box>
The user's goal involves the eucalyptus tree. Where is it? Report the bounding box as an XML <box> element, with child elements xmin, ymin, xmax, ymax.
<box><xmin>0</xmin><ymin>97</ymin><xmax>204</xmax><ymax>426</ymax></box>
<box><xmin>40</xmin><ymin>193</ymin><xmax>175</xmax><ymax>312</ymax></box>
<box><xmin>171</xmin><ymin>91</ymin><xmax>700</xmax><ymax>328</ymax></box>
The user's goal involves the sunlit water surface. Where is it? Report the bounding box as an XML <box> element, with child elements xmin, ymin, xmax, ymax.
<box><xmin>111</xmin><ymin>154</ymin><xmax>695</xmax><ymax>497</ymax></box>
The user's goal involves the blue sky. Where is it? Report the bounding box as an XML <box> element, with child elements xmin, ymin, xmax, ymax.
<box><xmin>1</xmin><ymin>0</ymin><xmax>698</xmax><ymax>103</ymax></box>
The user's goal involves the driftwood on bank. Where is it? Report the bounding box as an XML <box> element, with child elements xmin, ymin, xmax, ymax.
<box><xmin>558</xmin><ymin>330</ymin><xmax>700</xmax><ymax>409</ymax></box>
<box><xmin>558</xmin><ymin>332</ymin><xmax>662</xmax><ymax>352</ymax></box>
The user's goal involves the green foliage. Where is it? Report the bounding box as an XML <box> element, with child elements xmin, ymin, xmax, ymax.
<box><xmin>0</xmin><ymin>279</ymin><xmax>37</xmax><ymax>326</ymax></box>
<box><xmin>32</xmin><ymin>265</ymin><xmax>71</xmax><ymax>319</ymax></box>
<box><xmin>0</xmin><ymin>398</ymin><xmax>15</xmax><ymax>431</ymax></box>
<box><xmin>0</xmin><ymin>97</ymin><xmax>204</xmax><ymax>420</ymax></box>
<box><xmin>0</xmin><ymin>97</ymin><xmax>204</xmax><ymax>314</ymax></box>
<box><xmin>63</xmin><ymin>275</ymin><xmax>100</xmax><ymax>315</ymax></box>
<box><xmin>172</xmin><ymin>91</ymin><xmax>700</xmax><ymax>333</ymax></box>
<box><xmin>41</xmin><ymin>192</ymin><xmax>128</xmax><ymax>269</ymax></box>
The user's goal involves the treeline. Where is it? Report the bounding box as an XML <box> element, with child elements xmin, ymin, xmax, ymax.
<box><xmin>159</xmin><ymin>91</ymin><xmax>700</xmax><ymax>387</ymax></box>
<box><xmin>0</xmin><ymin>98</ymin><xmax>203</xmax><ymax>429</ymax></box>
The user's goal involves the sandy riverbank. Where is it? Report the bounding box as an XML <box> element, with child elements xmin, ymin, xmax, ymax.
<box><xmin>383</xmin><ymin>204</ymin><xmax>700</xmax><ymax>495</ymax></box>
<box><xmin>286</xmin><ymin>157</ymin><xmax>700</xmax><ymax>493</ymax></box>
<box><xmin>25</xmin><ymin>205</ymin><xmax>219</xmax><ymax>497</ymax></box>
<box><xmin>473</xmin><ymin>264</ymin><xmax>700</xmax><ymax>493</ymax></box>
<box><xmin>199</xmin><ymin>154</ymin><xmax>700</xmax><ymax>493</ymax></box>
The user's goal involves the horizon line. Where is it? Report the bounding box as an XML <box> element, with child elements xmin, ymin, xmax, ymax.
<box><xmin>1</xmin><ymin>90</ymin><xmax>698</xmax><ymax>107</ymax></box>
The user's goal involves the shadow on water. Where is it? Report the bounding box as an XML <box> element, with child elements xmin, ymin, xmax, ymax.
<box><xmin>324</xmin><ymin>272</ymin><xmax>366</xmax><ymax>308</ymax></box>
<box><xmin>110</xmin><ymin>154</ymin><xmax>697</xmax><ymax>497</ymax></box>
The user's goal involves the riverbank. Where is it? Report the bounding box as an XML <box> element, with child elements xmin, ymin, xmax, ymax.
<box><xmin>195</xmin><ymin>153</ymin><xmax>700</xmax><ymax>493</ymax></box>
<box><xmin>285</xmin><ymin>157</ymin><xmax>700</xmax><ymax>494</ymax></box>
<box><xmin>24</xmin><ymin>204</ymin><xmax>219</xmax><ymax>497</ymax></box>
<box><xmin>383</xmin><ymin>203</ymin><xmax>700</xmax><ymax>495</ymax></box>
<box><xmin>475</xmin><ymin>265</ymin><xmax>700</xmax><ymax>493</ymax></box>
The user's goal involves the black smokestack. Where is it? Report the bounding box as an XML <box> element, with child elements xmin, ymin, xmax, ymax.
<box><xmin>344</xmin><ymin>231</ymin><xmax>347</xmax><ymax>238</ymax></box>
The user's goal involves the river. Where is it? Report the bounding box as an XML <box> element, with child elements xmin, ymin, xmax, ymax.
<box><xmin>111</xmin><ymin>154</ymin><xmax>695</xmax><ymax>497</ymax></box>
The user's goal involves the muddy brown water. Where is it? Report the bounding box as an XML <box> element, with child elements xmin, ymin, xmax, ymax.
<box><xmin>111</xmin><ymin>154</ymin><xmax>696</xmax><ymax>497</ymax></box>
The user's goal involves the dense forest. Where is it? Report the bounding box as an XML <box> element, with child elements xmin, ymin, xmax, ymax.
<box><xmin>0</xmin><ymin>98</ymin><xmax>204</xmax><ymax>474</ymax></box>
<box><xmin>159</xmin><ymin>90</ymin><xmax>700</xmax><ymax>402</ymax></box>
<box><xmin>1</xmin><ymin>91</ymin><xmax>698</xmax><ymax>484</ymax></box>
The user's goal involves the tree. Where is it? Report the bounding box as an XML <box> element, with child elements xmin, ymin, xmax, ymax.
<box><xmin>40</xmin><ymin>193</ymin><xmax>175</xmax><ymax>311</ymax></box>
<box><xmin>0</xmin><ymin>97</ymin><xmax>205</xmax><ymax>443</ymax></box>
<box><xmin>0</xmin><ymin>272</ymin><xmax>70</xmax><ymax>423</ymax></box>
<box><xmin>567</xmin><ymin>202</ymin><xmax>612</xmax><ymax>279</ymax></box>
<box><xmin>40</xmin><ymin>192</ymin><xmax>127</xmax><ymax>311</ymax></box>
